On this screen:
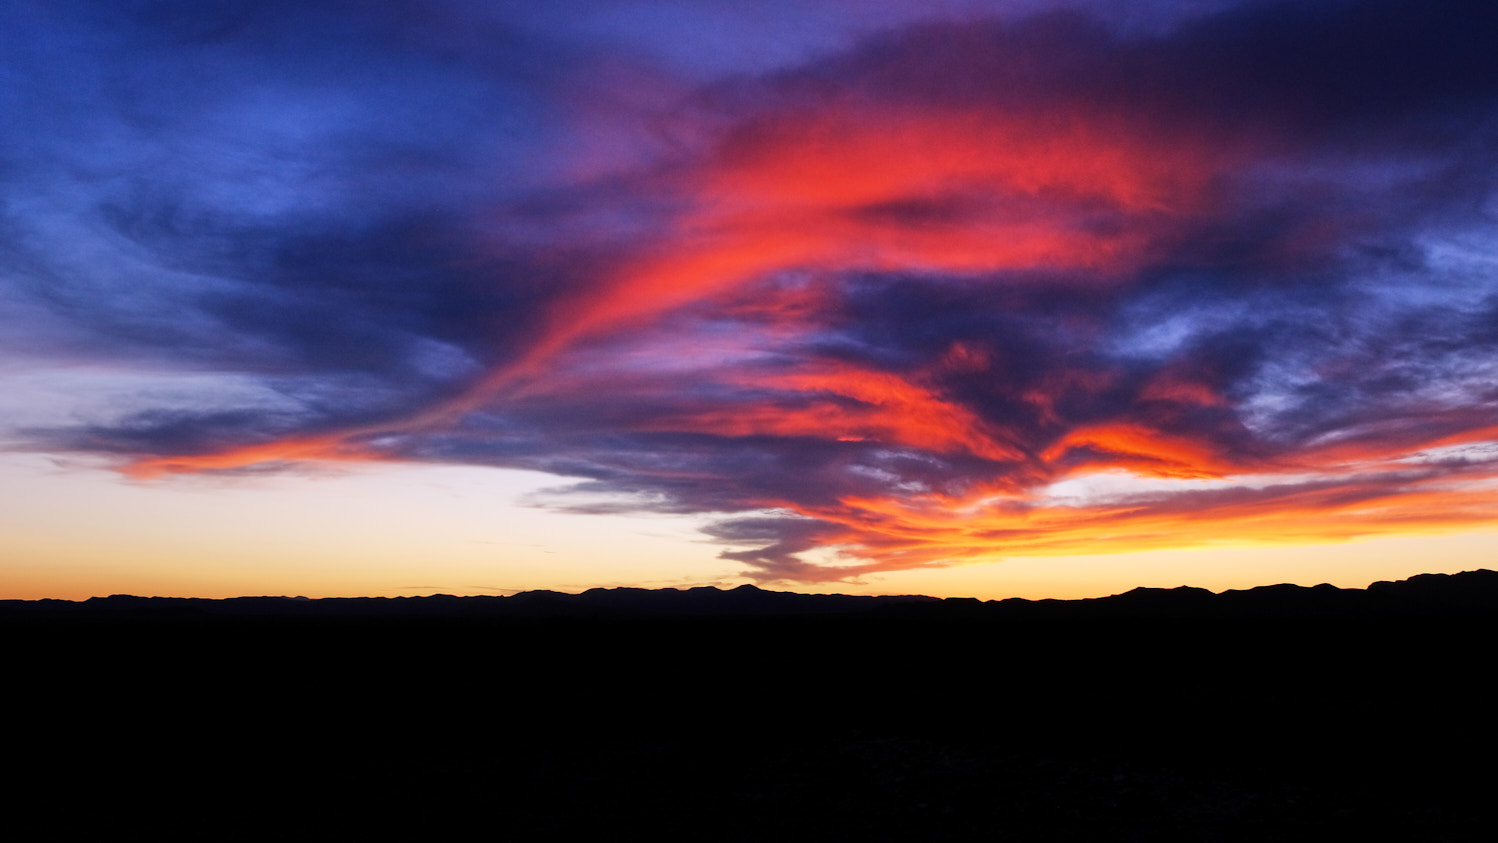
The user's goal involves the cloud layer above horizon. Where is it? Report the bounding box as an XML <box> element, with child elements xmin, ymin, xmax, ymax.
<box><xmin>5</xmin><ymin>0</ymin><xmax>1498</xmax><ymax>584</ymax></box>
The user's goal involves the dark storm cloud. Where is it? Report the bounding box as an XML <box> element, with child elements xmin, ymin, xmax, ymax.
<box><xmin>6</xmin><ymin>0</ymin><xmax>1498</xmax><ymax>581</ymax></box>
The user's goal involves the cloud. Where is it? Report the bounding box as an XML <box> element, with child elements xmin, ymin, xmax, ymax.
<box><xmin>6</xmin><ymin>0</ymin><xmax>1498</xmax><ymax>582</ymax></box>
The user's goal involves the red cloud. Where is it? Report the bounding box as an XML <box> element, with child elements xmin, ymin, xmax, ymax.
<box><xmin>113</xmin><ymin>7</ymin><xmax>1498</xmax><ymax>584</ymax></box>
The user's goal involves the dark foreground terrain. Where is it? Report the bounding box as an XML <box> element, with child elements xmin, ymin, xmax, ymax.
<box><xmin>8</xmin><ymin>571</ymin><xmax>1497</xmax><ymax>840</ymax></box>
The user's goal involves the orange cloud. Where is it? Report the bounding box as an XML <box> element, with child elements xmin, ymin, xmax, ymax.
<box><xmin>767</xmin><ymin>460</ymin><xmax>1498</xmax><ymax>579</ymax></box>
<box><xmin>123</xmin><ymin>434</ymin><xmax>374</xmax><ymax>479</ymax></box>
<box><xmin>1040</xmin><ymin>422</ymin><xmax>1242</xmax><ymax>479</ymax></box>
<box><xmin>632</xmin><ymin>361</ymin><xmax>1022</xmax><ymax>462</ymax></box>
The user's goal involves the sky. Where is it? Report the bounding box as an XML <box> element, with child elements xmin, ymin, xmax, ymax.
<box><xmin>4</xmin><ymin>0</ymin><xmax>1498</xmax><ymax>600</ymax></box>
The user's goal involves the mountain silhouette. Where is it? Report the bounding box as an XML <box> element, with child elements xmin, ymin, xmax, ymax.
<box><xmin>8</xmin><ymin>570</ymin><xmax>1496</xmax><ymax>839</ymax></box>
<box><xmin>5</xmin><ymin>568</ymin><xmax>1496</xmax><ymax>623</ymax></box>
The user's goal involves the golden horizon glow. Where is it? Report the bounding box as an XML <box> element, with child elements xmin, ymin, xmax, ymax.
<box><xmin>6</xmin><ymin>454</ymin><xmax>1495</xmax><ymax>602</ymax></box>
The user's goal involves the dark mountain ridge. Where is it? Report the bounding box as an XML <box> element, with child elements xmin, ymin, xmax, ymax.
<box><xmin>5</xmin><ymin>568</ymin><xmax>1496</xmax><ymax>623</ymax></box>
<box><xmin>10</xmin><ymin>568</ymin><xmax>1497</xmax><ymax>839</ymax></box>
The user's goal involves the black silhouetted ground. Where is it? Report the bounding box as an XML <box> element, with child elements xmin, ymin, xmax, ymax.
<box><xmin>7</xmin><ymin>571</ymin><xmax>1496</xmax><ymax>839</ymax></box>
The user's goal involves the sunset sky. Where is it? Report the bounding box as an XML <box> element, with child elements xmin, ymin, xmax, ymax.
<box><xmin>4</xmin><ymin>0</ymin><xmax>1498</xmax><ymax>600</ymax></box>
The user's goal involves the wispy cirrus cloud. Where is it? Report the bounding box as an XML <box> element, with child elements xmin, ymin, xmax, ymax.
<box><xmin>6</xmin><ymin>0</ymin><xmax>1498</xmax><ymax>583</ymax></box>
